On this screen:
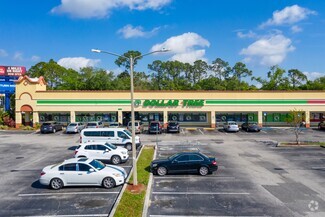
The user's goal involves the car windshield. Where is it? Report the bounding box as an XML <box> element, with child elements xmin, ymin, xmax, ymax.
<box><xmin>69</xmin><ymin>123</ymin><xmax>77</xmax><ymax>126</ymax></box>
<box><xmin>169</xmin><ymin>122</ymin><xmax>178</xmax><ymax>126</ymax></box>
<box><xmin>89</xmin><ymin>160</ymin><xmax>105</xmax><ymax>170</ymax></box>
<box><xmin>42</xmin><ymin>123</ymin><xmax>51</xmax><ymax>126</ymax></box>
<box><xmin>151</xmin><ymin>123</ymin><xmax>159</xmax><ymax>127</ymax></box>
<box><xmin>248</xmin><ymin>122</ymin><xmax>257</xmax><ymax>125</ymax></box>
<box><xmin>229</xmin><ymin>122</ymin><xmax>237</xmax><ymax>125</ymax></box>
<box><xmin>87</xmin><ymin>123</ymin><xmax>97</xmax><ymax>126</ymax></box>
<box><xmin>168</xmin><ymin>153</ymin><xmax>180</xmax><ymax>160</ymax></box>
<box><xmin>123</xmin><ymin>130</ymin><xmax>131</xmax><ymax>137</ymax></box>
<box><xmin>105</xmin><ymin>143</ymin><xmax>117</xmax><ymax>150</ymax></box>
<box><xmin>110</xmin><ymin>123</ymin><xmax>118</xmax><ymax>126</ymax></box>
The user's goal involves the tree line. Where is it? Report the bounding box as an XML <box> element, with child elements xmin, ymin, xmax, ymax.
<box><xmin>26</xmin><ymin>51</ymin><xmax>325</xmax><ymax>91</ymax></box>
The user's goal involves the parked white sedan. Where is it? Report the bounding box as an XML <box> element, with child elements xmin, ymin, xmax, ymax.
<box><xmin>74</xmin><ymin>142</ymin><xmax>129</xmax><ymax>165</ymax></box>
<box><xmin>223</xmin><ymin>121</ymin><xmax>239</xmax><ymax>132</ymax></box>
<box><xmin>39</xmin><ymin>158</ymin><xmax>127</xmax><ymax>190</ymax></box>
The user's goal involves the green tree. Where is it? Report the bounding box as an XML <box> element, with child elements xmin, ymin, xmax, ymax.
<box><xmin>252</xmin><ymin>65</ymin><xmax>289</xmax><ymax>90</ymax></box>
<box><xmin>288</xmin><ymin>69</ymin><xmax>307</xmax><ymax>89</ymax></box>
<box><xmin>27</xmin><ymin>59</ymin><xmax>68</xmax><ymax>89</ymax></box>
<box><xmin>114</xmin><ymin>50</ymin><xmax>142</xmax><ymax>71</ymax></box>
<box><xmin>285</xmin><ymin>108</ymin><xmax>305</xmax><ymax>144</ymax></box>
<box><xmin>210</xmin><ymin>58</ymin><xmax>231</xmax><ymax>80</ymax></box>
<box><xmin>232</xmin><ymin>62</ymin><xmax>252</xmax><ymax>82</ymax></box>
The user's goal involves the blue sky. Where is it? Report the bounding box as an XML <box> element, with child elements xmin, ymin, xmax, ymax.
<box><xmin>0</xmin><ymin>0</ymin><xmax>324</xmax><ymax>81</ymax></box>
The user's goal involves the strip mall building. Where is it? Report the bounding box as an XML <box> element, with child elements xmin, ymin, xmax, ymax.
<box><xmin>15</xmin><ymin>76</ymin><xmax>325</xmax><ymax>128</ymax></box>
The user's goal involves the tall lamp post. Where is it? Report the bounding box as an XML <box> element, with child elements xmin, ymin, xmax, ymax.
<box><xmin>91</xmin><ymin>48</ymin><xmax>169</xmax><ymax>186</ymax></box>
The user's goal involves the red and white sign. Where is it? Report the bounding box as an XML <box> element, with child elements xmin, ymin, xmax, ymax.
<box><xmin>0</xmin><ymin>66</ymin><xmax>26</xmax><ymax>76</ymax></box>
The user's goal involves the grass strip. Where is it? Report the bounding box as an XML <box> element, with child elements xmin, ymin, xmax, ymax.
<box><xmin>114</xmin><ymin>146</ymin><xmax>154</xmax><ymax>217</ymax></box>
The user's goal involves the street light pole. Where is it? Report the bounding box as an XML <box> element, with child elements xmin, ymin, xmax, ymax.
<box><xmin>129</xmin><ymin>55</ymin><xmax>138</xmax><ymax>185</ymax></box>
<box><xmin>91</xmin><ymin>48</ymin><xmax>169</xmax><ymax>186</ymax></box>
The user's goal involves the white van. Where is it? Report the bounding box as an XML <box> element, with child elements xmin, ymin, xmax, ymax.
<box><xmin>80</xmin><ymin>128</ymin><xmax>141</xmax><ymax>151</ymax></box>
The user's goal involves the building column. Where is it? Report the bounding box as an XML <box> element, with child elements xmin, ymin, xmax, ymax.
<box><xmin>118</xmin><ymin>110</ymin><xmax>123</xmax><ymax>125</ymax></box>
<box><xmin>163</xmin><ymin>110</ymin><xmax>168</xmax><ymax>128</ymax></box>
<box><xmin>210</xmin><ymin>111</ymin><xmax>216</xmax><ymax>128</ymax></box>
<box><xmin>33</xmin><ymin>111</ymin><xmax>39</xmax><ymax>127</ymax></box>
<box><xmin>15</xmin><ymin>112</ymin><xmax>22</xmax><ymax>128</ymax></box>
<box><xmin>70</xmin><ymin>111</ymin><xmax>75</xmax><ymax>123</ymax></box>
<box><xmin>258</xmin><ymin>111</ymin><xmax>263</xmax><ymax>127</ymax></box>
<box><xmin>305</xmin><ymin>110</ymin><xmax>310</xmax><ymax>128</ymax></box>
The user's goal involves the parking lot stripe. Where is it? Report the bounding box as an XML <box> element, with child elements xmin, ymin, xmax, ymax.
<box><xmin>198</xmin><ymin>129</ymin><xmax>204</xmax><ymax>135</ymax></box>
<box><xmin>152</xmin><ymin>192</ymin><xmax>249</xmax><ymax>195</ymax></box>
<box><xmin>150</xmin><ymin>215</ymin><xmax>271</xmax><ymax>217</ymax></box>
<box><xmin>154</xmin><ymin>176</ymin><xmax>235</xmax><ymax>180</ymax></box>
<box><xmin>18</xmin><ymin>192</ymin><xmax>119</xmax><ymax>197</ymax></box>
<box><xmin>27</xmin><ymin>215</ymin><xmax>108</xmax><ymax>217</ymax></box>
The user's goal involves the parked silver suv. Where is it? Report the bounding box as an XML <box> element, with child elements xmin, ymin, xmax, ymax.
<box><xmin>86</xmin><ymin>121</ymin><xmax>104</xmax><ymax>128</ymax></box>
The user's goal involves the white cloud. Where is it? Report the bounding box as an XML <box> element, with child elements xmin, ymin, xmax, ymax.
<box><xmin>31</xmin><ymin>55</ymin><xmax>41</xmax><ymax>62</ymax></box>
<box><xmin>237</xmin><ymin>30</ymin><xmax>257</xmax><ymax>39</ymax></box>
<box><xmin>0</xmin><ymin>49</ymin><xmax>8</xmax><ymax>57</ymax></box>
<box><xmin>58</xmin><ymin>57</ymin><xmax>101</xmax><ymax>70</ymax></box>
<box><xmin>51</xmin><ymin>0</ymin><xmax>172</xmax><ymax>19</ymax></box>
<box><xmin>13</xmin><ymin>52</ymin><xmax>24</xmax><ymax>61</ymax></box>
<box><xmin>260</xmin><ymin>5</ymin><xmax>316</xmax><ymax>28</ymax></box>
<box><xmin>151</xmin><ymin>32</ymin><xmax>210</xmax><ymax>64</ymax></box>
<box><xmin>117</xmin><ymin>24</ymin><xmax>160</xmax><ymax>38</ymax></box>
<box><xmin>240</xmin><ymin>34</ymin><xmax>295</xmax><ymax>66</ymax></box>
<box><xmin>303</xmin><ymin>71</ymin><xmax>325</xmax><ymax>81</ymax></box>
<box><xmin>291</xmin><ymin>25</ymin><xmax>302</xmax><ymax>33</ymax></box>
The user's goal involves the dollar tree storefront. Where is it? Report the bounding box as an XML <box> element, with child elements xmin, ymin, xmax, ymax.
<box><xmin>15</xmin><ymin>76</ymin><xmax>325</xmax><ymax>128</ymax></box>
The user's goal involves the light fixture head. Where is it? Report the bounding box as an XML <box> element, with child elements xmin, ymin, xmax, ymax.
<box><xmin>91</xmin><ymin>49</ymin><xmax>101</xmax><ymax>53</ymax></box>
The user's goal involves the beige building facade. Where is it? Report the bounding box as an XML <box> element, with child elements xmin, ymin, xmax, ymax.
<box><xmin>15</xmin><ymin>76</ymin><xmax>325</xmax><ymax>128</ymax></box>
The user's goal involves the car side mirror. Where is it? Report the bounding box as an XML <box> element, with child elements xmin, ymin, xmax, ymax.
<box><xmin>89</xmin><ymin>168</ymin><xmax>95</xmax><ymax>172</ymax></box>
<box><xmin>105</xmin><ymin>149</ymin><xmax>109</xmax><ymax>152</ymax></box>
<box><xmin>172</xmin><ymin>160</ymin><xmax>178</xmax><ymax>164</ymax></box>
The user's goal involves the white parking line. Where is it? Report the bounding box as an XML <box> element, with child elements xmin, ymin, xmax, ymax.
<box><xmin>261</xmin><ymin>130</ymin><xmax>267</xmax><ymax>134</ymax></box>
<box><xmin>154</xmin><ymin>176</ymin><xmax>235</xmax><ymax>180</ymax></box>
<box><xmin>27</xmin><ymin>215</ymin><xmax>107</xmax><ymax>217</ymax></box>
<box><xmin>150</xmin><ymin>215</ymin><xmax>270</xmax><ymax>217</ymax></box>
<box><xmin>152</xmin><ymin>192</ymin><xmax>249</xmax><ymax>195</ymax></box>
<box><xmin>19</xmin><ymin>192</ymin><xmax>119</xmax><ymax>197</ymax></box>
<box><xmin>198</xmin><ymin>129</ymin><xmax>204</xmax><ymax>135</ymax></box>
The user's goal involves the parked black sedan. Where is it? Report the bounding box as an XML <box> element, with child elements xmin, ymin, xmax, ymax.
<box><xmin>167</xmin><ymin>121</ymin><xmax>180</xmax><ymax>133</ymax></box>
<box><xmin>150</xmin><ymin>152</ymin><xmax>218</xmax><ymax>176</ymax></box>
<box><xmin>40</xmin><ymin>121</ymin><xmax>63</xmax><ymax>134</ymax></box>
<box><xmin>318</xmin><ymin>121</ymin><xmax>325</xmax><ymax>130</ymax></box>
<box><xmin>241</xmin><ymin>122</ymin><xmax>261</xmax><ymax>132</ymax></box>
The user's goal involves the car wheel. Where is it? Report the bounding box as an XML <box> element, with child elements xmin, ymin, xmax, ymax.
<box><xmin>157</xmin><ymin>166</ymin><xmax>167</xmax><ymax>176</ymax></box>
<box><xmin>53</xmin><ymin>128</ymin><xmax>56</xmax><ymax>133</ymax></box>
<box><xmin>102</xmin><ymin>177</ymin><xmax>116</xmax><ymax>189</ymax></box>
<box><xmin>111</xmin><ymin>155</ymin><xmax>121</xmax><ymax>165</ymax></box>
<box><xmin>50</xmin><ymin>178</ymin><xmax>63</xmax><ymax>190</ymax></box>
<box><xmin>246</xmin><ymin>128</ymin><xmax>249</xmax><ymax>132</ymax></box>
<box><xmin>199</xmin><ymin>166</ymin><xmax>209</xmax><ymax>176</ymax></box>
<box><xmin>125</xmin><ymin>143</ymin><xmax>132</xmax><ymax>151</ymax></box>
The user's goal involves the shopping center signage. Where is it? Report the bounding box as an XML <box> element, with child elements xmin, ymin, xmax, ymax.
<box><xmin>0</xmin><ymin>66</ymin><xmax>26</xmax><ymax>76</ymax></box>
<box><xmin>140</xmin><ymin>99</ymin><xmax>204</xmax><ymax>107</ymax></box>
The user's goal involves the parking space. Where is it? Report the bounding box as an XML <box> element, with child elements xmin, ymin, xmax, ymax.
<box><xmin>0</xmin><ymin>131</ymin><xmax>136</xmax><ymax>216</ymax></box>
<box><xmin>146</xmin><ymin>131</ymin><xmax>325</xmax><ymax>217</ymax></box>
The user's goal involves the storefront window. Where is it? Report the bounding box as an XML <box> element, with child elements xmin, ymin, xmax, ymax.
<box><xmin>39</xmin><ymin>113</ymin><xmax>70</xmax><ymax>123</ymax></box>
<box><xmin>75</xmin><ymin>112</ymin><xmax>117</xmax><ymax>124</ymax></box>
<box><xmin>168</xmin><ymin>112</ymin><xmax>207</xmax><ymax>122</ymax></box>
<box><xmin>138</xmin><ymin>112</ymin><xmax>163</xmax><ymax>123</ymax></box>
<box><xmin>216</xmin><ymin>113</ymin><xmax>257</xmax><ymax>123</ymax></box>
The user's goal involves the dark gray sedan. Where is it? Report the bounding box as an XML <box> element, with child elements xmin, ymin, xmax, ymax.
<box><xmin>241</xmin><ymin>122</ymin><xmax>261</xmax><ymax>132</ymax></box>
<box><xmin>40</xmin><ymin>121</ymin><xmax>63</xmax><ymax>134</ymax></box>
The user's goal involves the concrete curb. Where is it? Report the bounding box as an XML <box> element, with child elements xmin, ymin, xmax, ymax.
<box><xmin>277</xmin><ymin>142</ymin><xmax>322</xmax><ymax>147</ymax></box>
<box><xmin>142</xmin><ymin>144</ymin><xmax>157</xmax><ymax>217</ymax></box>
<box><xmin>109</xmin><ymin>145</ymin><xmax>145</xmax><ymax>217</ymax></box>
<box><xmin>203</xmin><ymin>128</ymin><xmax>215</xmax><ymax>131</ymax></box>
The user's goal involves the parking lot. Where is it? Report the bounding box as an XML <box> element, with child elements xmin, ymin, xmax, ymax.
<box><xmin>144</xmin><ymin>127</ymin><xmax>325</xmax><ymax>217</ymax></box>
<box><xmin>0</xmin><ymin>127</ymin><xmax>324</xmax><ymax>216</ymax></box>
<box><xmin>0</xmin><ymin>131</ymin><xmax>137</xmax><ymax>217</ymax></box>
